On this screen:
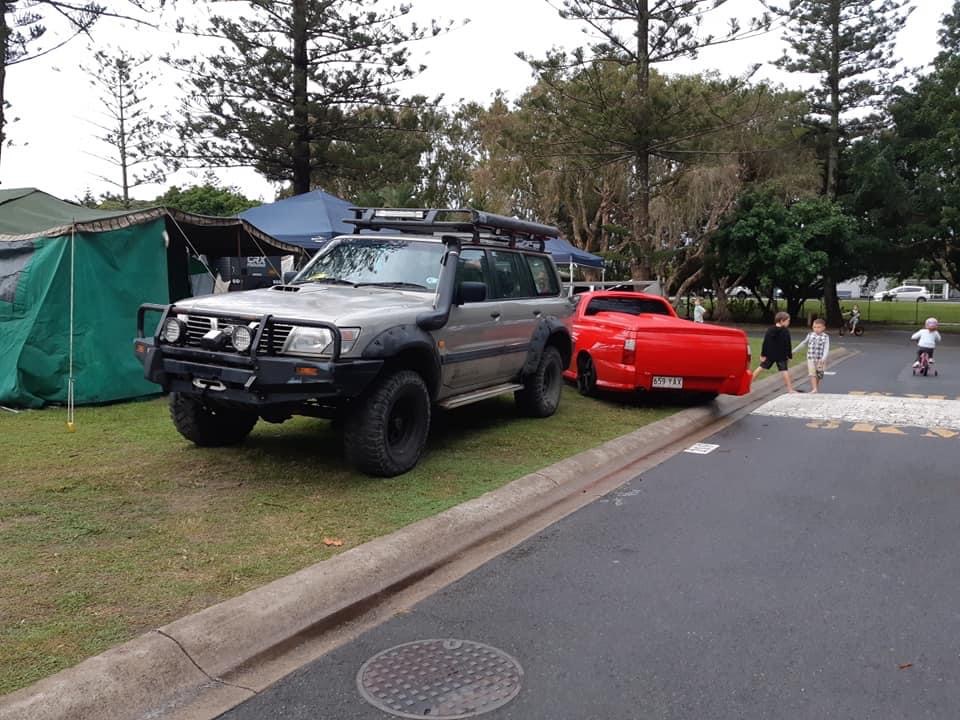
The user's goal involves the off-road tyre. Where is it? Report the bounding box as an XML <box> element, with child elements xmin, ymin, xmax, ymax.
<box><xmin>516</xmin><ymin>345</ymin><xmax>563</xmax><ymax>417</ymax></box>
<box><xmin>576</xmin><ymin>354</ymin><xmax>597</xmax><ymax>397</ymax></box>
<box><xmin>169</xmin><ymin>392</ymin><xmax>258</xmax><ymax>446</ymax></box>
<box><xmin>344</xmin><ymin>370</ymin><xmax>431</xmax><ymax>477</ymax></box>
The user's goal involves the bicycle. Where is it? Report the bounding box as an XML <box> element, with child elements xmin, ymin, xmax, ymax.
<box><xmin>838</xmin><ymin>315</ymin><xmax>863</xmax><ymax>336</ymax></box>
<box><xmin>913</xmin><ymin>350</ymin><xmax>938</xmax><ymax>377</ymax></box>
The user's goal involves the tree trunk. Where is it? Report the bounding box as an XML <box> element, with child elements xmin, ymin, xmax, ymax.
<box><xmin>823</xmin><ymin>272</ymin><xmax>843</xmax><ymax>327</ymax></box>
<box><xmin>631</xmin><ymin>151</ymin><xmax>653</xmax><ymax>280</ymax></box>
<box><xmin>291</xmin><ymin>0</ymin><xmax>310</xmax><ymax>195</ymax></box>
<box><xmin>0</xmin><ymin>3</ymin><xmax>8</xmax><ymax>174</ymax></box>
<box><xmin>787</xmin><ymin>296</ymin><xmax>804</xmax><ymax>321</ymax></box>
<box><xmin>630</xmin><ymin>0</ymin><xmax>652</xmax><ymax>281</ymax></box>
<box><xmin>671</xmin><ymin>266</ymin><xmax>704</xmax><ymax>308</ymax></box>
<box><xmin>711</xmin><ymin>278</ymin><xmax>732</xmax><ymax>322</ymax></box>
<box><xmin>819</xmin><ymin>0</ymin><xmax>844</xmax><ymax>326</ymax></box>
<box><xmin>119</xmin><ymin>65</ymin><xmax>130</xmax><ymax>208</ymax></box>
<box><xmin>826</xmin><ymin>0</ymin><xmax>841</xmax><ymax>200</ymax></box>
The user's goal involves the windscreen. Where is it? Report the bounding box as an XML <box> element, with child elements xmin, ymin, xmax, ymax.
<box><xmin>297</xmin><ymin>238</ymin><xmax>445</xmax><ymax>291</ymax></box>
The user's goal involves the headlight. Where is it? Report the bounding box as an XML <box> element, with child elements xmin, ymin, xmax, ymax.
<box><xmin>281</xmin><ymin>327</ymin><xmax>360</xmax><ymax>357</ymax></box>
<box><xmin>231</xmin><ymin>325</ymin><xmax>253</xmax><ymax>353</ymax></box>
<box><xmin>162</xmin><ymin>318</ymin><xmax>184</xmax><ymax>344</ymax></box>
<box><xmin>282</xmin><ymin>327</ymin><xmax>334</xmax><ymax>357</ymax></box>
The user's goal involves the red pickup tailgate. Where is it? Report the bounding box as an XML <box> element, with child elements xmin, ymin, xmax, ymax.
<box><xmin>629</xmin><ymin>315</ymin><xmax>752</xmax><ymax>395</ymax></box>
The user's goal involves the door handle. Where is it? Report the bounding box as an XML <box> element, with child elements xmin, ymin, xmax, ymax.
<box><xmin>533</xmin><ymin>310</ymin><xmax>542</xmax><ymax>317</ymax></box>
<box><xmin>490</xmin><ymin>312</ymin><xmax>501</xmax><ymax>319</ymax></box>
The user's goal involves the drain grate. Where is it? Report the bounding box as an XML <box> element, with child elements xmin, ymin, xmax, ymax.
<box><xmin>357</xmin><ymin>639</ymin><xmax>523</xmax><ymax>718</ymax></box>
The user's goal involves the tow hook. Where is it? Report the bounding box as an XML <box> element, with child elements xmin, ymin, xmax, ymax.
<box><xmin>192</xmin><ymin>378</ymin><xmax>226</xmax><ymax>392</ymax></box>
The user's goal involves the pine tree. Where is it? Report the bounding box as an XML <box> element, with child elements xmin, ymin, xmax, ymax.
<box><xmin>169</xmin><ymin>0</ymin><xmax>446</xmax><ymax>195</ymax></box>
<box><xmin>764</xmin><ymin>0</ymin><xmax>912</xmax><ymax>323</ymax></box>
<box><xmin>524</xmin><ymin>1</ymin><xmax>769</xmax><ymax>280</ymax></box>
<box><xmin>83</xmin><ymin>48</ymin><xmax>166</xmax><ymax>208</ymax></box>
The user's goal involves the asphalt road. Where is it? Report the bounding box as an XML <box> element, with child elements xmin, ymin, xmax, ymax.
<box><xmin>220</xmin><ymin>332</ymin><xmax>960</xmax><ymax>719</ymax></box>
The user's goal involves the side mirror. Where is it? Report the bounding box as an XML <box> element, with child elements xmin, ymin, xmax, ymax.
<box><xmin>455</xmin><ymin>281</ymin><xmax>487</xmax><ymax>305</ymax></box>
<box><xmin>283</xmin><ymin>271</ymin><xmax>298</xmax><ymax>284</ymax></box>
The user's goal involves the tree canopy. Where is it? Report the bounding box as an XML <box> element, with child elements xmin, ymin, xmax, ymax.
<box><xmin>167</xmin><ymin>0</ymin><xmax>447</xmax><ymax>195</ymax></box>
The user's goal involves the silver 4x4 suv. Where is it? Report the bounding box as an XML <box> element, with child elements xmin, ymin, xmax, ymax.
<box><xmin>135</xmin><ymin>208</ymin><xmax>573</xmax><ymax>476</ymax></box>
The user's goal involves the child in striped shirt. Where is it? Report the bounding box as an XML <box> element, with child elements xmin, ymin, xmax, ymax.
<box><xmin>794</xmin><ymin>318</ymin><xmax>830</xmax><ymax>393</ymax></box>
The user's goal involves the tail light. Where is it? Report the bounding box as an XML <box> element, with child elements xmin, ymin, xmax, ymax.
<box><xmin>622</xmin><ymin>337</ymin><xmax>636</xmax><ymax>365</ymax></box>
<box><xmin>746</xmin><ymin>339</ymin><xmax>752</xmax><ymax>370</ymax></box>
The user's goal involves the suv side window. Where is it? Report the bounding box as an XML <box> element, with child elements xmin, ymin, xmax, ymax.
<box><xmin>526</xmin><ymin>255</ymin><xmax>560</xmax><ymax>296</ymax></box>
<box><xmin>455</xmin><ymin>248</ymin><xmax>490</xmax><ymax>301</ymax></box>
<box><xmin>490</xmin><ymin>250</ymin><xmax>535</xmax><ymax>299</ymax></box>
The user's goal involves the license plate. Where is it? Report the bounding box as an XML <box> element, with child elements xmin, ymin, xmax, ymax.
<box><xmin>652</xmin><ymin>376</ymin><xmax>683</xmax><ymax>389</ymax></box>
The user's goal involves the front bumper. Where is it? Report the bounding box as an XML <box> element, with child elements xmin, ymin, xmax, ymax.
<box><xmin>134</xmin><ymin>338</ymin><xmax>383</xmax><ymax>405</ymax></box>
<box><xmin>133</xmin><ymin>304</ymin><xmax>382</xmax><ymax>406</ymax></box>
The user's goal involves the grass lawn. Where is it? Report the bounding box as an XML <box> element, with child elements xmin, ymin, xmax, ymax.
<box><xmin>0</xmin><ymin>386</ymin><xmax>680</xmax><ymax>694</ymax></box>
<box><xmin>748</xmin><ymin>337</ymin><xmax>807</xmax><ymax>366</ymax></box>
<box><xmin>838</xmin><ymin>299</ymin><xmax>960</xmax><ymax>326</ymax></box>
<box><xmin>683</xmin><ymin>297</ymin><xmax>960</xmax><ymax>327</ymax></box>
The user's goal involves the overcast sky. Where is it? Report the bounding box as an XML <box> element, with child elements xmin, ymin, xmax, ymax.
<box><xmin>1</xmin><ymin>0</ymin><xmax>952</xmax><ymax>204</ymax></box>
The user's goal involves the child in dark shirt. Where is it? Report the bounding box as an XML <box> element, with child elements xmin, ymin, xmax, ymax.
<box><xmin>753</xmin><ymin>311</ymin><xmax>796</xmax><ymax>393</ymax></box>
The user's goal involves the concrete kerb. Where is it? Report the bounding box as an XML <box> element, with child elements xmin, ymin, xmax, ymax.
<box><xmin>0</xmin><ymin>350</ymin><xmax>853</xmax><ymax>720</ymax></box>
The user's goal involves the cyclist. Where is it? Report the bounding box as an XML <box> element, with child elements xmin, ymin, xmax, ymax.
<box><xmin>846</xmin><ymin>305</ymin><xmax>861</xmax><ymax>334</ymax></box>
<box><xmin>911</xmin><ymin>317</ymin><xmax>942</xmax><ymax>368</ymax></box>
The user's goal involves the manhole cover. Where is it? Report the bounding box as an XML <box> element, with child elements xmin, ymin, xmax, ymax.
<box><xmin>357</xmin><ymin>639</ymin><xmax>523</xmax><ymax>718</ymax></box>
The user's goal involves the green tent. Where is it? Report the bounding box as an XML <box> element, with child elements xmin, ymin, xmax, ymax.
<box><xmin>0</xmin><ymin>189</ymin><xmax>303</xmax><ymax>408</ymax></box>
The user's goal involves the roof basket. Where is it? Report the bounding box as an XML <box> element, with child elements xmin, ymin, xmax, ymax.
<box><xmin>345</xmin><ymin>208</ymin><xmax>559</xmax><ymax>251</ymax></box>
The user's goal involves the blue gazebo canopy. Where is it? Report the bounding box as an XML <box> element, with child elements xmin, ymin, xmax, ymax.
<box><xmin>240</xmin><ymin>193</ymin><xmax>605</xmax><ymax>271</ymax></box>
<box><xmin>544</xmin><ymin>237</ymin><xmax>604</xmax><ymax>269</ymax></box>
<box><xmin>239</xmin><ymin>190</ymin><xmax>354</xmax><ymax>249</ymax></box>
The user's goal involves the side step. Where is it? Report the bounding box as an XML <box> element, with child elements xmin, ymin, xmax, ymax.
<box><xmin>437</xmin><ymin>383</ymin><xmax>525</xmax><ymax>410</ymax></box>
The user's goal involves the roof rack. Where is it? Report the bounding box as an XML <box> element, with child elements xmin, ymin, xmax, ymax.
<box><xmin>345</xmin><ymin>208</ymin><xmax>559</xmax><ymax>252</ymax></box>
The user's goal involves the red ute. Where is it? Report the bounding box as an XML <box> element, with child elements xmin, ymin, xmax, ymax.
<box><xmin>563</xmin><ymin>291</ymin><xmax>752</xmax><ymax>397</ymax></box>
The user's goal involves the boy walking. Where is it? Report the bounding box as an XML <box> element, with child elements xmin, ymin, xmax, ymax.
<box><xmin>753</xmin><ymin>311</ymin><xmax>795</xmax><ymax>392</ymax></box>
<box><xmin>794</xmin><ymin>318</ymin><xmax>830</xmax><ymax>393</ymax></box>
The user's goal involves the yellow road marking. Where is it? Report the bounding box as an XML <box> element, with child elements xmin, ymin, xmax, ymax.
<box><xmin>804</xmin><ymin>421</ymin><xmax>957</xmax><ymax>439</ymax></box>
<box><xmin>806</xmin><ymin>420</ymin><xmax>840</xmax><ymax>430</ymax></box>
<box><xmin>878</xmin><ymin>426</ymin><xmax>907</xmax><ymax>435</ymax></box>
<box><xmin>924</xmin><ymin>428</ymin><xmax>959</xmax><ymax>439</ymax></box>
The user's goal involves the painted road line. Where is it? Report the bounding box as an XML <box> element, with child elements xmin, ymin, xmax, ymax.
<box><xmin>849</xmin><ymin>391</ymin><xmax>960</xmax><ymax>401</ymax></box>
<box><xmin>684</xmin><ymin>443</ymin><xmax>720</xmax><ymax>455</ymax></box>
<box><xmin>752</xmin><ymin>393</ymin><xmax>960</xmax><ymax>431</ymax></box>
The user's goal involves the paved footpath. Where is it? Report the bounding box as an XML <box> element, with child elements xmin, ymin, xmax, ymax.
<box><xmin>221</xmin><ymin>332</ymin><xmax>960</xmax><ymax>719</ymax></box>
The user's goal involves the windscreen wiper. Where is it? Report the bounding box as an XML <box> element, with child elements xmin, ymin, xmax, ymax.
<box><xmin>307</xmin><ymin>277</ymin><xmax>357</xmax><ymax>286</ymax></box>
<box><xmin>355</xmin><ymin>281</ymin><xmax>429</xmax><ymax>290</ymax></box>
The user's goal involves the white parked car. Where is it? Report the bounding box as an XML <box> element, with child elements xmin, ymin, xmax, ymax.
<box><xmin>725</xmin><ymin>286</ymin><xmax>782</xmax><ymax>300</ymax></box>
<box><xmin>873</xmin><ymin>285</ymin><xmax>930</xmax><ymax>302</ymax></box>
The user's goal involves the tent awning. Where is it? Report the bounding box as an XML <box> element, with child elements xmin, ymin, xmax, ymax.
<box><xmin>0</xmin><ymin>189</ymin><xmax>305</xmax><ymax>256</ymax></box>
